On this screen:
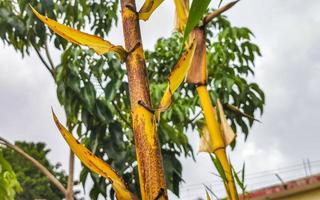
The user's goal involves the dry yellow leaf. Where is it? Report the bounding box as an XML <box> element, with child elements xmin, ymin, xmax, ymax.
<box><xmin>155</xmin><ymin>39</ymin><xmax>196</xmax><ymax>120</ymax></box>
<box><xmin>206</xmin><ymin>191</ymin><xmax>212</xmax><ymax>200</ymax></box>
<box><xmin>139</xmin><ymin>0</ymin><xmax>165</xmax><ymax>21</ymax></box>
<box><xmin>30</xmin><ymin>6</ymin><xmax>126</xmax><ymax>60</ymax></box>
<box><xmin>174</xmin><ymin>0</ymin><xmax>189</xmax><ymax>32</ymax></box>
<box><xmin>52</xmin><ymin>111</ymin><xmax>136</xmax><ymax>200</ymax></box>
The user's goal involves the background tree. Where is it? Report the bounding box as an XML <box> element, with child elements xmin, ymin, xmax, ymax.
<box><xmin>1</xmin><ymin>141</ymin><xmax>75</xmax><ymax>200</ymax></box>
<box><xmin>0</xmin><ymin>0</ymin><xmax>264</xmax><ymax>198</ymax></box>
<box><xmin>0</xmin><ymin>151</ymin><xmax>22</xmax><ymax>200</ymax></box>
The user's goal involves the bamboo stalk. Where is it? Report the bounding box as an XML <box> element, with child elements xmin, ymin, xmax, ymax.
<box><xmin>120</xmin><ymin>1</ymin><xmax>167</xmax><ymax>199</ymax></box>
<box><xmin>196</xmin><ymin>86</ymin><xmax>238</xmax><ymax>200</ymax></box>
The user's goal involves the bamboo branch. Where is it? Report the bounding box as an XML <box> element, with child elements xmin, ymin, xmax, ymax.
<box><xmin>225</xmin><ymin>104</ymin><xmax>261</xmax><ymax>123</ymax></box>
<box><xmin>188</xmin><ymin>111</ymin><xmax>202</xmax><ymax>123</ymax></box>
<box><xmin>203</xmin><ymin>0</ymin><xmax>239</xmax><ymax>25</ymax></box>
<box><xmin>0</xmin><ymin>136</ymin><xmax>67</xmax><ymax>196</ymax></box>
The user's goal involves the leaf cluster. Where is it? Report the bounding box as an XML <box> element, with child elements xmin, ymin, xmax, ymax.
<box><xmin>0</xmin><ymin>151</ymin><xmax>22</xmax><ymax>200</ymax></box>
<box><xmin>1</xmin><ymin>141</ymin><xmax>71</xmax><ymax>200</ymax></box>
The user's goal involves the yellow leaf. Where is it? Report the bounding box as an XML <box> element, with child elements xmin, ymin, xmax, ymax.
<box><xmin>155</xmin><ymin>39</ymin><xmax>196</xmax><ymax>120</ymax></box>
<box><xmin>139</xmin><ymin>0</ymin><xmax>165</xmax><ymax>21</ymax></box>
<box><xmin>30</xmin><ymin>6</ymin><xmax>126</xmax><ymax>60</ymax></box>
<box><xmin>216</xmin><ymin>99</ymin><xmax>236</xmax><ymax>146</ymax></box>
<box><xmin>206</xmin><ymin>191</ymin><xmax>212</xmax><ymax>200</ymax></box>
<box><xmin>52</xmin><ymin>111</ymin><xmax>136</xmax><ymax>200</ymax></box>
<box><xmin>174</xmin><ymin>0</ymin><xmax>189</xmax><ymax>32</ymax></box>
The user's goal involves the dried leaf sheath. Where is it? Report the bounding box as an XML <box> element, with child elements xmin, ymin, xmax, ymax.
<box><xmin>186</xmin><ymin>27</ymin><xmax>207</xmax><ymax>85</ymax></box>
<box><xmin>155</xmin><ymin>40</ymin><xmax>196</xmax><ymax>120</ymax></box>
<box><xmin>52</xmin><ymin>111</ymin><xmax>137</xmax><ymax>200</ymax></box>
<box><xmin>216</xmin><ymin>99</ymin><xmax>236</xmax><ymax>146</ymax></box>
<box><xmin>30</xmin><ymin>6</ymin><xmax>126</xmax><ymax>60</ymax></box>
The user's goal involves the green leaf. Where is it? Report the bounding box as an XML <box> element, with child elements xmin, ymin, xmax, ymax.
<box><xmin>0</xmin><ymin>151</ymin><xmax>22</xmax><ymax>199</ymax></box>
<box><xmin>104</xmin><ymin>79</ymin><xmax>122</xmax><ymax>102</ymax></box>
<box><xmin>82</xmin><ymin>82</ymin><xmax>96</xmax><ymax>113</ymax></box>
<box><xmin>209</xmin><ymin>153</ymin><xmax>227</xmax><ymax>182</ymax></box>
<box><xmin>183</xmin><ymin>0</ymin><xmax>211</xmax><ymax>44</ymax></box>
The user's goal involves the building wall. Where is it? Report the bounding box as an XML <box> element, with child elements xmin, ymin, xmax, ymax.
<box><xmin>275</xmin><ymin>189</ymin><xmax>320</xmax><ymax>200</ymax></box>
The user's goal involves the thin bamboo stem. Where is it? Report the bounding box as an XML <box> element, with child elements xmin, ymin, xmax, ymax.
<box><xmin>203</xmin><ymin>0</ymin><xmax>239</xmax><ymax>25</ymax></box>
<box><xmin>196</xmin><ymin>86</ymin><xmax>238</xmax><ymax>200</ymax></box>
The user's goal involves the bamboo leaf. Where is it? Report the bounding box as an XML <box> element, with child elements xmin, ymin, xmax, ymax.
<box><xmin>139</xmin><ymin>0</ymin><xmax>165</xmax><ymax>21</ymax></box>
<box><xmin>182</xmin><ymin>0</ymin><xmax>211</xmax><ymax>44</ymax></box>
<box><xmin>209</xmin><ymin>154</ymin><xmax>227</xmax><ymax>183</ymax></box>
<box><xmin>30</xmin><ymin>6</ymin><xmax>126</xmax><ymax>60</ymax></box>
<box><xmin>232</xmin><ymin>164</ymin><xmax>246</xmax><ymax>193</ymax></box>
<box><xmin>204</xmin><ymin>185</ymin><xmax>219</xmax><ymax>200</ymax></box>
<box><xmin>173</xmin><ymin>0</ymin><xmax>189</xmax><ymax>32</ymax></box>
<box><xmin>52</xmin><ymin>110</ymin><xmax>137</xmax><ymax>200</ymax></box>
<box><xmin>155</xmin><ymin>39</ymin><xmax>196</xmax><ymax>120</ymax></box>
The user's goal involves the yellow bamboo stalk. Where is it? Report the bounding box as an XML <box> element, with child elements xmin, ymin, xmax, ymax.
<box><xmin>120</xmin><ymin>0</ymin><xmax>167</xmax><ymax>199</ymax></box>
<box><xmin>196</xmin><ymin>85</ymin><xmax>238</xmax><ymax>200</ymax></box>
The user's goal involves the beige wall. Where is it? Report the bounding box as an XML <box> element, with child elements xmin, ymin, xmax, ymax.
<box><xmin>275</xmin><ymin>189</ymin><xmax>320</xmax><ymax>200</ymax></box>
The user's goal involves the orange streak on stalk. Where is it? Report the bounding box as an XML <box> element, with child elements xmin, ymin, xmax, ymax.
<box><xmin>120</xmin><ymin>1</ymin><xmax>167</xmax><ymax>199</ymax></box>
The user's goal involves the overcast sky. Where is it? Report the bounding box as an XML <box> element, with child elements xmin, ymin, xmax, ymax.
<box><xmin>1</xmin><ymin>0</ymin><xmax>320</xmax><ymax>199</ymax></box>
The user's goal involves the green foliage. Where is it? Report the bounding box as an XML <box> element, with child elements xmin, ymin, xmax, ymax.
<box><xmin>206</xmin><ymin>15</ymin><xmax>264</xmax><ymax>141</ymax></box>
<box><xmin>2</xmin><ymin>142</ymin><xmax>70</xmax><ymax>200</ymax></box>
<box><xmin>209</xmin><ymin>154</ymin><xmax>227</xmax><ymax>182</ymax></box>
<box><xmin>146</xmin><ymin>15</ymin><xmax>264</xmax><ymax>146</ymax></box>
<box><xmin>232</xmin><ymin>163</ymin><xmax>247</xmax><ymax>195</ymax></box>
<box><xmin>0</xmin><ymin>1</ymin><xmax>264</xmax><ymax>199</ymax></box>
<box><xmin>0</xmin><ymin>151</ymin><xmax>22</xmax><ymax>200</ymax></box>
